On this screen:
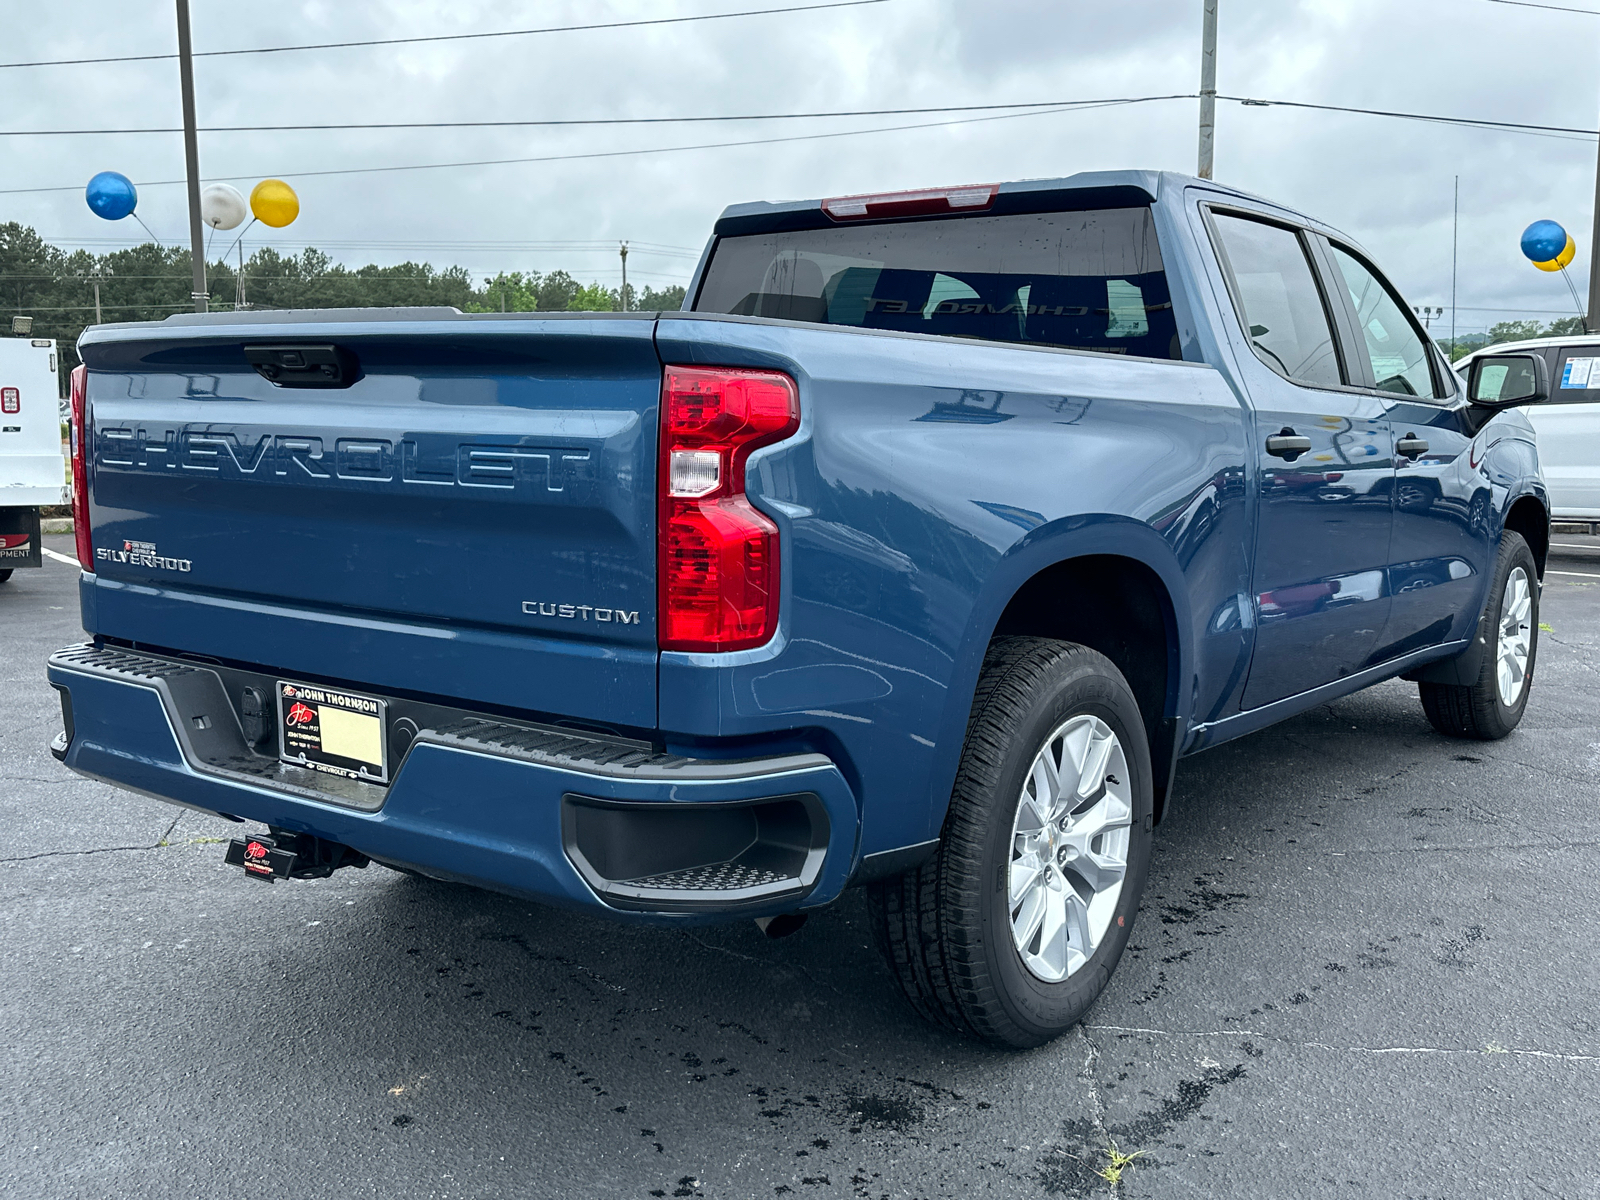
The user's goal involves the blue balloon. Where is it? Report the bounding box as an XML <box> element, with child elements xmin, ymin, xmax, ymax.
<box><xmin>1521</xmin><ymin>219</ymin><xmax>1567</xmax><ymax>264</ymax></box>
<box><xmin>85</xmin><ymin>171</ymin><xmax>137</xmax><ymax>221</ymax></box>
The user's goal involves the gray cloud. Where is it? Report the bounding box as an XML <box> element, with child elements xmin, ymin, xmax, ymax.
<box><xmin>4</xmin><ymin>0</ymin><xmax>1598</xmax><ymax>335</ymax></box>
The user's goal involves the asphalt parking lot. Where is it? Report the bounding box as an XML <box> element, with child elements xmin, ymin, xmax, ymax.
<box><xmin>3</xmin><ymin>533</ymin><xmax>1598</xmax><ymax>1200</ymax></box>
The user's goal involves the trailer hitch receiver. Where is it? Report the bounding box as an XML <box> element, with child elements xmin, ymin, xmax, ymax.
<box><xmin>224</xmin><ymin>829</ymin><xmax>370</xmax><ymax>882</ymax></box>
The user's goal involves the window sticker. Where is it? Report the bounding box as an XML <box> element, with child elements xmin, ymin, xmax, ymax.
<box><xmin>1560</xmin><ymin>356</ymin><xmax>1600</xmax><ymax>388</ymax></box>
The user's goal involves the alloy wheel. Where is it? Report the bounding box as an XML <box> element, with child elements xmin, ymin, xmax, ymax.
<box><xmin>1007</xmin><ymin>714</ymin><xmax>1133</xmax><ymax>983</ymax></box>
<box><xmin>1496</xmin><ymin>566</ymin><xmax>1533</xmax><ymax>708</ymax></box>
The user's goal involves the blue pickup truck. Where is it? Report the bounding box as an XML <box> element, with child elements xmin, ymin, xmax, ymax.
<box><xmin>49</xmin><ymin>170</ymin><xmax>1550</xmax><ymax>1047</ymax></box>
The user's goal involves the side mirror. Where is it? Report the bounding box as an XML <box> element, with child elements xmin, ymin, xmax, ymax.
<box><xmin>1467</xmin><ymin>353</ymin><xmax>1549</xmax><ymax>408</ymax></box>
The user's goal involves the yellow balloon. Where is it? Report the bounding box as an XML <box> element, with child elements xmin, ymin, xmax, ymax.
<box><xmin>1535</xmin><ymin>234</ymin><xmax>1576</xmax><ymax>272</ymax></box>
<box><xmin>250</xmin><ymin>179</ymin><xmax>299</xmax><ymax>228</ymax></box>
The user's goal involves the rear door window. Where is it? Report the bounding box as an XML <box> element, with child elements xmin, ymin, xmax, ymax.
<box><xmin>1207</xmin><ymin>211</ymin><xmax>1344</xmax><ymax>388</ymax></box>
<box><xmin>692</xmin><ymin>207</ymin><xmax>1181</xmax><ymax>360</ymax></box>
<box><xmin>1553</xmin><ymin>345</ymin><xmax>1600</xmax><ymax>403</ymax></box>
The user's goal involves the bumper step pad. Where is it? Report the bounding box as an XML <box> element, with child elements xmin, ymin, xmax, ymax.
<box><xmin>49</xmin><ymin>642</ymin><xmax>848</xmax><ymax>915</ymax></box>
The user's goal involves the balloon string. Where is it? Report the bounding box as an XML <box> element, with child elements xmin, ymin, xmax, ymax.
<box><xmin>131</xmin><ymin>212</ymin><xmax>164</xmax><ymax>249</ymax></box>
<box><xmin>1559</xmin><ymin>263</ymin><xmax>1586</xmax><ymax>320</ymax></box>
<box><xmin>205</xmin><ymin>223</ymin><xmax>215</xmax><ymax>259</ymax></box>
<box><xmin>220</xmin><ymin>216</ymin><xmax>257</xmax><ymax>265</ymax></box>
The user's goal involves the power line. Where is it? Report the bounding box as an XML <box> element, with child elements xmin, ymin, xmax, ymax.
<box><xmin>1485</xmin><ymin>0</ymin><xmax>1600</xmax><ymax>14</ymax></box>
<box><xmin>0</xmin><ymin>99</ymin><xmax>1171</xmax><ymax>196</ymax></box>
<box><xmin>0</xmin><ymin>99</ymin><xmax>1157</xmax><ymax>137</ymax></box>
<box><xmin>1223</xmin><ymin>95</ymin><xmax>1598</xmax><ymax>139</ymax></box>
<box><xmin>0</xmin><ymin>0</ymin><xmax>892</xmax><ymax>70</ymax></box>
<box><xmin>5</xmin><ymin>91</ymin><xmax>1593</xmax><ymax>201</ymax></box>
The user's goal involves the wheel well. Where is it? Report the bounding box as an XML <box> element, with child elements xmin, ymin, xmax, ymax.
<box><xmin>1504</xmin><ymin>496</ymin><xmax>1549</xmax><ymax>578</ymax></box>
<box><xmin>991</xmin><ymin>555</ymin><xmax>1179</xmax><ymax>821</ymax></box>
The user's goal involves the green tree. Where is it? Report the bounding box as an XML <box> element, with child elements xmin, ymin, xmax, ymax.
<box><xmin>1487</xmin><ymin>320</ymin><xmax>1545</xmax><ymax>344</ymax></box>
<box><xmin>637</xmin><ymin>284</ymin><xmax>686</xmax><ymax>311</ymax></box>
<box><xmin>568</xmin><ymin>281</ymin><xmax>615</xmax><ymax>312</ymax></box>
<box><xmin>3</xmin><ymin>224</ymin><xmax>698</xmax><ymax>383</ymax></box>
<box><xmin>1544</xmin><ymin>316</ymin><xmax>1587</xmax><ymax>337</ymax></box>
<box><xmin>467</xmin><ymin>271</ymin><xmax>542</xmax><ymax>312</ymax></box>
<box><xmin>533</xmin><ymin>271</ymin><xmax>580</xmax><ymax>311</ymax></box>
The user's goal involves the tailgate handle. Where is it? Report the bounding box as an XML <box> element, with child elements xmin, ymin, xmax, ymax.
<box><xmin>244</xmin><ymin>344</ymin><xmax>360</xmax><ymax>389</ymax></box>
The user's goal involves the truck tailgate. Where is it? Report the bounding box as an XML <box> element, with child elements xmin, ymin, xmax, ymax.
<box><xmin>77</xmin><ymin>314</ymin><xmax>661</xmax><ymax>728</ymax></box>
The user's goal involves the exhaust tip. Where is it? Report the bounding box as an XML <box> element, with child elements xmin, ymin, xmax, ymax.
<box><xmin>754</xmin><ymin>912</ymin><xmax>808</xmax><ymax>940</ymax></box>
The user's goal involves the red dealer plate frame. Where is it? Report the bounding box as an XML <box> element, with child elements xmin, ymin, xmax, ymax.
<box><xmin>276</xmin><ymin>681</ymin><xmax>390</xmax><ymax>785</ymax></box>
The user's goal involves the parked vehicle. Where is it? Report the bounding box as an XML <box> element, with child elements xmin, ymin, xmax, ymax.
<box><xmin>48</xmin><ymin>171</ymin><xmax>1551</xmax><ymax>1046</ymax></box>
<box><xmin>0</xmin><ymin>334</ymin><xmax>63</xmax><ymax>582</ymax></box>
<box><xmin>1453</xmin><ymin>334</ymin><xmax>1600</xmax><ymax>519</ymax></box>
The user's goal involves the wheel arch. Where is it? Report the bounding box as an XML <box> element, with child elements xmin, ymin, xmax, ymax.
<box><xmin>931</xmin><ymin>520</ymin><xmax>1192</xmax><ymax>832</ymax></box>
<box><xmin>1504</xmin><ymin>492</ymin><xmax>1550</xmax><ymax>580</ymax></box>
<box><xmin>1407</xmin><ymin>489</ymin><xmax>1548</xmax><ymax>689</ymax></box>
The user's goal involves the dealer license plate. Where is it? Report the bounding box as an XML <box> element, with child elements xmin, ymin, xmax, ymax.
<box><xmin>277</xmin><ymin>681</ymin><xmax>389</xmax><ymax>785</ymax></box>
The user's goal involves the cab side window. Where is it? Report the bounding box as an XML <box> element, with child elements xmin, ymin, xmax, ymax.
<box><xmin>1551</xmin><ymin>346</ymin><xmax>1600</xmax><ymax>404</ymax></box>
<box><xmin>1210</xmin><ymin>213</ymin><xmax>1344</xmax><ymax>388</ymax></box>
<box><xmin>1328</xmin><ymin>245</ymin><xmax>1443</xmax><ymax>398</ymax></box>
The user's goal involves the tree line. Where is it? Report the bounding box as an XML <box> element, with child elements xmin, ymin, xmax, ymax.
<box><xmin>0</xmin><ymin>221</ymin><xmax>687</xmax><ymax>377</ymax></box>
<box><xmin>1439</xmin><ymin>318</ymin><xmax>1587</xmax><ymax>361</ymax></box>
<box><xmin>6</xmin><ymin>220</ymin><xmax>1587</xmax><ymax>374</ymax></box>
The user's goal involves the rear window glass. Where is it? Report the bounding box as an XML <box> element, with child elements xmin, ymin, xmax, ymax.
<box><xmin>692</xmin><ymin>208</ymin><xmax>1180</xmax><ymax>360</ymax></box>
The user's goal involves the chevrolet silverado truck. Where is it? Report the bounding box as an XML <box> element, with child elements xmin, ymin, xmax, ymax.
<box><xmin>48</xmin><ymin>171</ymin><xmax>1551</xmax><ymax>1047</ymax></box>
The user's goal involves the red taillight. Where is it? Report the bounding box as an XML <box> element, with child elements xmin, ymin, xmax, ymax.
<box><xmin>659</xmin><ymin>366</ymin><xmax>799</xmax><ymax>652</ymax></box>
<box><xmin>822</xmin><ymin>183</ymin><xmax>998</xmax><ymax>222</ymax></box>
<box><xmin>69</xmin><ymin>364</ymin><xmax>92</xmax><ymax>570</ymax></box>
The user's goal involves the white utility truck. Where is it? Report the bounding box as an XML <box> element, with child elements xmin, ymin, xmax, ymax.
<box><xmin>0</xmin><ymin>333</ymin><xmax>64</xmax><ymax>582</ymax></box>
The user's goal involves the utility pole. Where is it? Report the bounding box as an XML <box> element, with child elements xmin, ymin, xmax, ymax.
<box><xmin>175</xmin><ymin>0</ymin><xmax>207</xmax><ymax>313</ymax></box>
<box><xmin>92</xmin><ymin>275</ymin><xmax>102</xmax><ymax>325</ymax></box>
<box><xmin>1451</xmin><ymin>176</ymin><xmax>1459</xmax><ymax>356</ymax></box>
<box><xmin>619</xmin><ymin>242</ymin><xmax>629</xmax><ymax>311</ymax></box>
<box><xmin>1589</xmin><ymin>116</ymin><xmax>1600</xmax><ymax>331</ymax></box>
<box><xmin>1197</xmin><ymin>0</ymin><xmax>1218</xmax><ymax>180</ymax></box>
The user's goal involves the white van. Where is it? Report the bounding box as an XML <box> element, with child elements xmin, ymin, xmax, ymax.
<box><xmin>0</xmin><ymin>335</ymin><xmax>64</xmax><ymax>581</ymax></box>
<box><xmin>1455</xmin><ymin>335</ymin><xmax>1600</xmax><ymax>519</ymax></box>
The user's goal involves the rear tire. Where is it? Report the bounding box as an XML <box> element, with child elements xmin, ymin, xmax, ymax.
<box><xmin>0</xmin><ymin>569</ymin><xmax>11</xmax><ymax>584</ymax></box>
<box><xmin>868</xmin><ymin>637</ymin><xmax>1153</xmax><ymax>1048</ymax></box>
<box><xmin>1419</xmin><ymin>531</ymin><xmax>1539</xmax><ymax>740</ymax></box>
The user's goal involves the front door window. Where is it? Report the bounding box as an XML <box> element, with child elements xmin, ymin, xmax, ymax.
<box><xmin>1328</xmin><ymin>246</ymin><xmax>1441</xmax><ymax>399</ymax></box>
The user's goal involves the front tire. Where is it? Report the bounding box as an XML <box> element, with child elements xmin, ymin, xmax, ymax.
<box><xmin>868</xmin><ymin>637</ymin><xmax>1153</xmax><ymax>1048</ymax></box>
<box><xmin>0</xmin><ymin>569</ymin><xmax>12</xmax><ymax>584</ymax></box>
<box><xmin>1419</xmin><ymin>531</ymin><xmax>1539</xmax><ymax>740</ymax></box>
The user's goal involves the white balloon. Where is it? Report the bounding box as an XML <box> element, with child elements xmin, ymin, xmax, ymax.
<box><xmin>200</xmin><ymin>183</ymin><xmax>248</xmax><ymax>230</ymax></box>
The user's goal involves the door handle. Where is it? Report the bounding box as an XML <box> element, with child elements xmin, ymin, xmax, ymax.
<box><xmin>1396</xmin><ymin>433</ymin><xmax>1429</xmax><ymax>460</ymax></box>
<box><xmin>1265</xmin><ymin>428</ymin><xmax>1312</xmax><ymax>461</ymax></box>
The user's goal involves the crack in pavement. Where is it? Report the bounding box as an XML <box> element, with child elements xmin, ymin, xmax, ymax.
<box><xmin>1279</xmin><ymin>836</ymin><xmax>1600</xmax><ymax>856</ymax></box>
<box><xmin>1</xmin><ymin>845</ymin><xmax>163</xmax><ymax>864</ymax></box>
<box><xmin>1083</xmin><ymin>1024</ymin><xmax>1600</xmax><ymax>1063</ymax></box>
<box><xmin>1075</xmin><ymin>1023</ymin><xmax>1113</xmax><ymax>1151</ymax></box>
<box><xmin>1</xmin><ymin>816</ymin><xmax>184</xmax><ymax>864</ymax></box>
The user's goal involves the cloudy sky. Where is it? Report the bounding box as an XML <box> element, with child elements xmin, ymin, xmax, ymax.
<box><xmin>4</xmin><ymin>0</ymin><xmax>1599</xmax><ymax>334</ymax></box>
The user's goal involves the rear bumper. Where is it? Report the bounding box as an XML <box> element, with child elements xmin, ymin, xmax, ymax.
<box><xmin>46</xmin><ymin>644</ymin><xmax>860</xmax><ymax>923</ymax></box>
